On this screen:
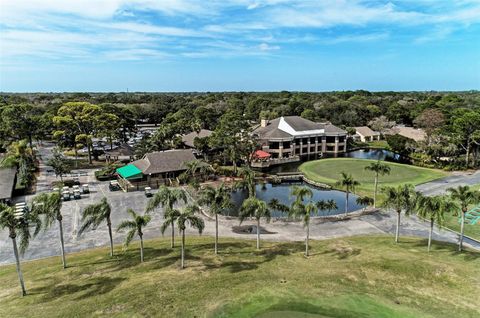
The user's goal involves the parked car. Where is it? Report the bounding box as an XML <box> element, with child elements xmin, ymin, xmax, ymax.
<box><xmin>144</xmin><ymin>187</ymin><xmax>153</xmax><ymax>197</ymax></box>
<box><xmin>73</xmin><ymin>189</ymin><xmax>81</xmax><ymax>200</ymax></box>
<box><xmin>109</xmin><ymin>181</ymin><xmax>121</xmax><ymax>191</ymax></box>
<box><xmin>73</xmin><ymin>177</ymin><xmax>80</xmax><ymax>185</ymax></box>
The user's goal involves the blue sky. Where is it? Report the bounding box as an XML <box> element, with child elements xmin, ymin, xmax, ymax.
<box><xmin>1</xmin><ymin>0</ymin><xmax>479</xmax><ymax>92</ymax></box>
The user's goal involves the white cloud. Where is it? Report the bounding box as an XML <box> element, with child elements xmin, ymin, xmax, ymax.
<box><xmin>258</xmin><ymin>43</ymin><xmax>279</xmax><ymax>51</ymax></box>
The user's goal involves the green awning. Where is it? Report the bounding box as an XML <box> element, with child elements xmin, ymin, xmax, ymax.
<box><xmin>116</xmin><ymin>164</ymin><xmax>143</xmax><ymax>180</ymax></box>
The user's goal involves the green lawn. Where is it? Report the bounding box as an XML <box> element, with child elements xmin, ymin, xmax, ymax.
<box><xmin>300</xmin><ymin>158</ymin><xmax>448</xmax><ymax>197</ymax></box>
<box><xmin>443</xmin><ymin>184</ymin><xmax>480</xmax><ymax>241</ymax></box>
<box><xmin>1</xmin><ymin>236</ymin><xmax>479</xmax><ymax>317</ymax></box>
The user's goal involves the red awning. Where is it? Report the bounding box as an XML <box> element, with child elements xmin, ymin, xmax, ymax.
<box><xmin>253</xmin><ymin>150</ymin><xmax>271</xmax><ymax>159</ymax></box>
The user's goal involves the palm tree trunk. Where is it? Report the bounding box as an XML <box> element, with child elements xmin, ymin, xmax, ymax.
<box><xmin>107</xmin><ymin>218</ymin><xmax>114</xmax><ymax>257</ymax></box>
<box><xmin>256</xmin><ymin>218</ymin><xmax>260</xmax><ymax>250</ymax></box>
<box><xmin>58</xmin><ymin>220</ymin><xmax>66</xmax><ymax>269</ymax></box>
<box><xmin>140</xmin><ymin>235</ymin><xmax>144</xmax><ymax>262</ymax></box>
<box><xmin>305</xmin><ymin>223</ymin><xmax>310</xmax><ymax>257</ymax></box>
<box><xmin>215</xmin><ymin>214</ymin><xmax>218</xmax><ymax>254</ymax></box>
<box><xmin>428</xmin><ymin>218</ymin><xmax>433</xmax><ymax>252</ymax></box>
<box><xmin>181</xmin><ymin>229</ymin><xmax>185</xmax><ymax>269</ymax></box>
<box><xmin>459</xmin><ymin>211</ymin><xmax>465</xmax><ymax>251</ymax></box>
<box><xmin>11</xmin><ymin>237</ymin><xmax>27</xmax><ymax>296</ymax></box>
<box><xmin>395</xmin><ymin>211</ymin><xmax>401</xmax><ymax>243</ymax></box>
<box><xmin>373</xmin><ymin>174</ymin><xmax>378</xmax><ymax>208</ymax></box>
<box><xmin>171</xmin><ymin>223</ymin><xmax>175</xmax><ymax>248</ymax></box>
<box><xmin>345</xmin><ymin>190</ymin><xmax>349</xmax><ymax>214</ymax></box>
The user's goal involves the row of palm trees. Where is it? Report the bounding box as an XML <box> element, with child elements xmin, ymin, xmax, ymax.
<box><xmin>1</xmin><ymin>165</ymin><xmax>478</xmax><ymax>297</ymax></box>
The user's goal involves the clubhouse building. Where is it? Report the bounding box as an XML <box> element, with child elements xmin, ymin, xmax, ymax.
<box><xmin>252</xmin><ymin>116</ymin><xmax>347</xmax><ymax>168</ymax></box>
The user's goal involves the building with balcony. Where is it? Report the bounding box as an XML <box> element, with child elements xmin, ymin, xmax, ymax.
<box><xmin>251</xmin><ymin>116</ymin><xmax>347</xmax><ymax>167</ymax></box>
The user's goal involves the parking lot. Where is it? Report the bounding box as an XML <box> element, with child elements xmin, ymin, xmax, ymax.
<box><xmin>0</xmin><ymin>169</ymin><xmax>176</xmax><ymax>264</ymax></box>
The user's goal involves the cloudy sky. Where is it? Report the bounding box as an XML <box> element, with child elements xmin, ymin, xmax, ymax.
<box><xmin>1</xmin><ymin>0</ymin><xmax>479</xmax><ymax>92</ymax></box>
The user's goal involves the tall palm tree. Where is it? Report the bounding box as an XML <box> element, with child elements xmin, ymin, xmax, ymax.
<box><xmin>235</xmin><ymin>165</ymin><xmax>256</xmax><ymax>198</ymax></box>
<box><xmin>0</xmin><ymin>203</ymin><xmax>41</xmax><ymax>296</ymax></box>
<box><xmin>381</xmin><ymin>184</ymin><xmax>416</xmax><ymax>243</ymax></box>
<box><xmin>32</xmin><ymin>192</ymin><xmax>66</xmax><ymax>268</ymax></box>
<box><xmin>316</xmin><ymin>199</ymin><xmax>338</xmax><ymax>216</ymax></box>
<box><xmin>198</xmin><ymin>183</ymin><xmax>233</xmax><ymax>254</ymax></box>
<box><xmin>335</xmin><ymin>172</ymin><xmax>360</xmax><ymax>214</ymax></box>
<box><xmin>146</xmin><ymin>186</ymin><xmax>187</xmax><ymax>248</ymax></box>
<box><xmin>239</xmin><ymin>197</ymin><xmax>271</xmax><ymax>250</ymax></box>
<box><xmin>447</xmin><ymin>185</ymin><xmax>480</xmax><ymax>251</ymax></box>
<box><xmin>364</xmin><ymin>161</ymin><xmax>391</xmax><ymax>208</ymax></box>
<box><xmin>416</xmin><ymin>195</ymin><xmax>457</xmax><ymax>252</ymax></box>
<box><xmin>291</xmin><ymin>185</ymin><xmax>313</xmax><ymax>204</ymax></box>
<box><xmin>78</xmin><ymin>198</ymin><xmax>114</xmax><ymax>256</ymax></box>
<box><xmin>290</xmin><ymin>201</ymin><xmax>318</xmax><ymax>256</ymax></box>
<box><xmin>356</xmin><ymin>196</ymin><xmax>374</xmax><ymax>211</ymax></box>
<box><xmin>176</xmin><ymin>204</ymin><xmax>205</xmax><ymax>269</ymax></box>
<box><xmin>117</xmin><ymin>209</ymin><xmax>151</xmax><ymax>262</ymax></box>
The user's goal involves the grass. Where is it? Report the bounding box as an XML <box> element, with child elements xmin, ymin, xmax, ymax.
<box><xmin>366</xmin><ymin>140</ymin><xmax>390</xmax><ymax>149</ymax></box>
<box><xmin>300</xmin><ymin>158</ymin><xmax>448</xmax><ymax>197</ymax></box>
<box><xmin>0</xmin><ymin>236</ymin><xmax>479</xmax><ymax>317</ymax></box>
<box><xmin>442</xmin><ymin>184</ymin><xmax>480</xmax><ymax>241</ymax></box>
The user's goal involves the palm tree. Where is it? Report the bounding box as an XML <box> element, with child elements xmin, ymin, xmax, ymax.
<box><xmin>176</xmin><ymin>204</ymin><xmax>205</xmax><ymax>269</ymax></box>
<box><xmin>447</xmin><ymin>185</ymin><xmax>480</xmax><ymax>251</ymax></box>
<box><xmin>291</xmin><ymin>185</ymin><xmax>313</xmax><ymax>204</ymax></box>
<box><xmin>335</xmin><ymin>172</ymin><xmax>360</xmax><ymax>214</ymax></box>
<box><xmin>356</xmin><ymin>196</ymin><xmax>374</xmax><ymax>211</ymax></box>
<box><xmin>180</xmin><ymin>159</ymin><xmax>212</xmax><ymax>189</ymax></box>
<box><xmin>1</xmin><ymin>140</ymin><xmax>36</xmax><ymax>187</ymax></box>
<box><xmin>78</xmin><ymin>198</ymin><xmax>114</xmax><ymax>256</ymax></box>
<box><xmin>239</xmin><ymin>197</ymin><xmax>271</xmax><ymax>250</ymax></box>
<box><xmin>198</xmin><ymin>183</ymin><xmax>233</xmax><ymax>254</ymax></box>
<box><xmin>0</xmin><ymin>203</ymin><xmax>41</xmax><ymax>296</ymax></box>
<box><xmin>32</xmin><ymin>192</ymin><xmax>66</xmax><ymax>268</ymax></box>
<box><xmin>290</xmin><ymin>201</ymin><xmax>318</xmax><ymax>256</ymax></box>
<box><xmin>381</xmin><ymin>184</ymin><xmax>416</xmax><ymax>243</ymax></box>
<box><xmin>316</xmin><ymin>199</ymin><xmax>338</xmax><ymax>216</ymax></box>
<box><xmin>268</xmin><ymin>198</ymin><xmax>290</xmax><ymax>215</ymax></box>
<box><xmin>146</xmin><ymin>186</ymin><xmax>187</xmax><ymax>248</ymax></box>
<box><xmin>235</xmin><ymin>165</ymin><xmax>256</xmax><ymax>198</ymax></box>
<box><xmin>116</xmin><ymin>209</ymin><xmax>151</xmax><ymax>262</ymax></box>
<box><xmin>416</xmin><ymin>195</ymin><xmax>457</xmax><ymax>252</ymax></box>
<box><xmin>364</xmin><ymin>161</ymin><xmax>391</xmax><ymax>208</ymax></box>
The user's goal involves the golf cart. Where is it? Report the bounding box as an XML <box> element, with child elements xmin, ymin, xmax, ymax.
<box><xmin>109</xmin><ymin>180</ymin><xmax>121</xmax><ymax>191</ymax></box>
<box><xmin>62</xmin><ymin>190</ymin><xmax>71</xmax><ymax>201</ymax></box>
<box><xmin>73</xmin><ymin>189</ymin><xmax>81</xmax><ymax>200</ymax></box>
<box><xmin>144</xmin><ymin>187</ymin><xmax>153</xmax><ymax>197</ymax></box>
<box><xmin>81</xmin><ymin>184</ymin><xmax>90</xmax><ymax>194</ymax></box>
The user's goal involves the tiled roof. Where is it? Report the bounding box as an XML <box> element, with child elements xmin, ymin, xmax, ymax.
<box><xmin>253</xmin><ymin>116</ymin><xmax>346</xmax><ymax>139</ymax></box>
<box><xmin>355</xmin><ymin>126</ymin><xmax>380</xmax><ymax>137</ymax></box>
<box><xmin>132</xmin><ymin>149</ymin><xmax>196</xmax><ymax>175</ymax></box>
<box><xmin>181</xmin><ymin>129</ymin><xmax>213</xmax><ymax>148</ymax></box>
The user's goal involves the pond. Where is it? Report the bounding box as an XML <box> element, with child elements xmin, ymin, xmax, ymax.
<box><xmin>265</xmin><ymin>148</ymin><xmax>409</xmax><ymax>174</ymax></box>
<box><xmin>344</xmin><ymin>148</ymin><xmax>409</xmax><ymax>163</ymax></box>
<box><xmin>227</xmin><ymin>182</ymin><xmax>365</xmax><ymax>217</ymax></box>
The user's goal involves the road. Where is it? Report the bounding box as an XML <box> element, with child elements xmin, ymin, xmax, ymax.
<box><xmin>416</xmin><ymin>169</ymin><xmax>480</xmax><ymax>196</ymax></box>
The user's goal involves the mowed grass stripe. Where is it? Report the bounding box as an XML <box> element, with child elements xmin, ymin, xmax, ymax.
<box><xmin>0</xmin><ymin>236</ymin><xmax>478</xmax><ymax>318</ymax></box>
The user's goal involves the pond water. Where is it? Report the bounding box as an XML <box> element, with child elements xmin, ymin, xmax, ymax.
<box><xmin>265</xmin><ymin>148</ymin><xmax>408</xmax><ymax>174</ymax></box>
<box><xmin>344</xmin><ymin>148</ymin><xmax>409</xmax><ymax>163</ymax></box>
<box><xmin>227</xmin><ymin>182</ymin><xmax>365</xmax><ymax>217</ymax></box>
